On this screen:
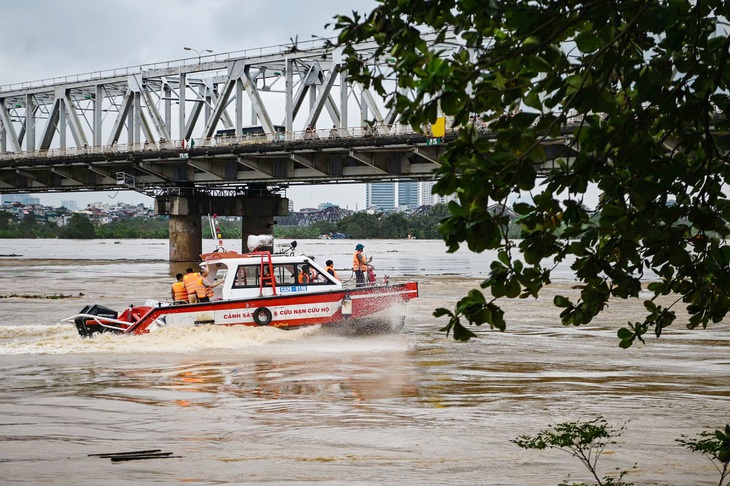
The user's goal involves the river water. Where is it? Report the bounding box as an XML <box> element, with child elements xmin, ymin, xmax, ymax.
<box><xmin>0</xmin><ymin>239</ymin><xmax>728</xmax><ymax>485</ymax></box>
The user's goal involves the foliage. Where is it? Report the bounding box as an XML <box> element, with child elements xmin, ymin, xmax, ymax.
<box><xmin>311</xmin><ymin>220</ymin><xmax>338</xmax><ymax>236</ymax></box>
<box><xmin>275</xmin><ymin>220</ymin><xmax>338</xmax><ymax>239</ymax></box>
<box><xmin>14</xmin><ymin>213</ymin><xmax>57</xmax><ymax>238</ymax></box>
<box><xmin>514</xmin><ymin>417</ymin><xmax>634</xmax><ymax>486</ymax></box>
<box><xmin>677</xmin><ymin>424</ymin><xmax>730</xmax><ymax>486</ymax></box>
<box><xmin>61</xmin><ymin>214</ymin><xmax>96</xmax><ymax>239</ymax></box>
<box><xmin>274</xmin><ymin>204</ymin><xmax>467</xmax><ymax>239</ymax></box>
<box><xmin>0</xmin><ymin>210</ymin><xmax>14</xmax><ymax>231</ymax></box>
<box><xmin>338</xmin><ymin>211</ymin><xmax>383</xmax><ymax>238</ymax></box>
<box><xmin>95</xmin><ymin>217</ymin><xmax>169</xmax><ymax>239</ymax></box>
<box><xmin>0</xmin><ymin>212</ymin><xmax>172</xmax><ymax>239</ymax></box>
<box><xmin>334</xmin><ymin>0</ymin><xmax>730</xmax><ymax>344</ymax></box>
<box><xmin>0</xmin><ymin>204</ymin><xmax>516</xmax><ymax>241</ymax></box>
<box><xmin>202</xmin><ymin>217</ymin><xmax>242</xmax><ymax>240</ymax></box>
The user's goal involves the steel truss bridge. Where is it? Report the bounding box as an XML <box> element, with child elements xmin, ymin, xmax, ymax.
<box><xmin>0</xmin><ymin>35</ymin><xmax>575</xmax><ymax>197</ymax></box>
<box><xmin>277</xmin><ymin>205</ymin><xmax>354</xmax><ymax>226</ymax></box>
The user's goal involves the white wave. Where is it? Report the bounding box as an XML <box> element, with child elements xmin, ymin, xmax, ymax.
<box><xmin>0</xmin><ymin>324</ymin><xmax>323</xmax><ymax>356</ymax></box>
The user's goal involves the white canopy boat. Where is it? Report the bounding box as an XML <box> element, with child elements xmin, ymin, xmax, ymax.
<box><xmin>64</xmin><ymin>245</ymin><xmax>418</xmax><ymax>337</ymax></box>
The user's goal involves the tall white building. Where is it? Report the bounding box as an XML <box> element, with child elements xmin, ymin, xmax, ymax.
<box><xmin>61</xmin><ymin>200</ymin><xmax>78</xmax><ymax>210</ymax></box>
<box><xmin>420</xmin><ymin>181</ymin><xmax>437</xmax><ymax>206</ymax></box>
<box><xmin>366</xmin><ymin>181</ymin><xmax>422</xmax><ymax>211</ymax></box>
<box><xmin>420</xmin><ymin>180</ymin><xmax>456</xmax><ymax>206</ymax></box>
<box><xmin>366</xmin><ymin>182</ymin><xmax>396</xmax><ymax>211</ymax></box>
<box><xmin>1</xmin><ymin>194</ymin><xmax>40</xmax><ymax>205</ymax></box>
<box><xmin>397</xmin><ymin>181</ymin><xmax>420</xmax><ymax>209</ymax></box>
<box><xmin>366</xmin><ymin>180</ymin><xmax>457</xmax><ymax>210</ymax></box>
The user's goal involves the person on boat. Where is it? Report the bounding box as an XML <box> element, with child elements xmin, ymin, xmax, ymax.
<box><xmin>198</xmin><ymin>267</ymin><xmax>223</xmax><ymax>303</ymax></box>
<box><xmin>298</xmin><ymin>265</ymin><xmax>311</xmax><ymax>284</ymax></box>
<box><xmin>353</xmin><ymin>243</ymin><xmax>370</xmax><ymax>287</ymax></box>
<box><xmin>183</xmin><ymin>267</ymin><xmax>202</xmax><ymax>303</ymax></box>
<box><xmin>325</xmin><ymin>260</ymin><xmax>340</xmax><ymax>281</ymax></box>
<box><xmin>171</xmin><ymin>273</ymin><xmax>188</xmax><ymax>303</ymax></box>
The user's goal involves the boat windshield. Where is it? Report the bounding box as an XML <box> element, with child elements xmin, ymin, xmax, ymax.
<box><xmin>232</xmin><ymin>262</ymin><xmax>332</xmax><ymax>289</ymax></box>
<box><xmin>205</xmin><ymin>262</ymin><xmax>228</xmax><ymax>283</ymax></box>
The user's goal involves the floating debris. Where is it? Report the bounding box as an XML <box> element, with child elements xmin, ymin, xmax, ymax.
<box><xmin>0</xmin><ymin>293</ymin><xmax>84</xmax><ymax>299</ymax></box>
<box><xmin>89</xmin><ymin>449</ymin><xmax>181</xmax><ymax>462</ymax></box>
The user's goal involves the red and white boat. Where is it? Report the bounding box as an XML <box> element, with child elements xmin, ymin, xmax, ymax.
<box><xmin>65</xmin><ymin>245</ymin><xmax>418</xmax><ymax>337</ymax></box>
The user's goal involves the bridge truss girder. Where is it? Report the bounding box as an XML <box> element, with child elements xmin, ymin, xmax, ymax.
<box><xmin>0</xmin><ymin>37</ymin><xmax>424</xmax><ymax>157</ymax></box>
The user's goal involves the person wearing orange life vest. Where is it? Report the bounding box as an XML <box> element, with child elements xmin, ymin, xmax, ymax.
<box><xmin>171</xmin><ymin>273</ymin><xmax>188</xmax><ymax>303</ymax></box>
<box><xmin>183</xmin><ymin>267</ymin><xmax>202</xmax><ymax>303</ymax></box>
<box><xmin>325</xmin><ymin>260</ymin><xmax>340</xmax><ymax>281</ymax></box>
<box><xmin>197</xmin><ymin>267</ymin><xmax>223</xmax><ymax>302</ymax></box>
<box><xmin>352</xmin><ymin>243</ymin><xmax>370</xmax><ymax>287</ymax></box>
<box><xmin>298</xmin><ymin>265</ymin><xmax>311</xmax><ymax>284</ymax></box>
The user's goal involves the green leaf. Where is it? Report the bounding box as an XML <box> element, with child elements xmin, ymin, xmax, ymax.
<box><xmin>523</xmin><ymin>90</ymin><xmax>542</xmax><ymax>110</ymax></box>
<box><xmin>617</xmin><ymin>327</ymin><xmax>633</xmax><ymax>340</ymax></box>
<box><xmin>574</xmin><ymin>32</ymin><xmax>603</xmax><ymax>53</ymax></box>
<box><xmin>505</xmin><ymin>276</ymin><xmax>521</xmax><ymax>298</ymax></box>
<box><xmin>453</xmin><ymin>320</ymin><xmax>478</xmax><ymax>341</ymax></box>
<box><xmin>433</xmin><ymin>307</ymin><xmax>453</xmax><ymax>318</ymax></box>
<box><xmin>554</xmin><ymin>295</ymin><xmax>572</xmax><ymax>308</ymax></box>
<box><xmin>513</xmin><ymin>202</ymin><xmax>533</xmax><ymax>215</ymax></box>
<box><xmin>497</xmin><ymin>251</ymin><xmax>510</xmax><ymax>266</ymax></box>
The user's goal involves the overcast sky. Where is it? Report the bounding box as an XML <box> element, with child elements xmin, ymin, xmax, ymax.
<box><xmin>1</xmin><ymin>0</ymin><xmax>376</xmax><ymax>210</ymax></box>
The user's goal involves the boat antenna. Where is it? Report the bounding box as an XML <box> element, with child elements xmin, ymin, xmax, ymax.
<box><xmin>209</xmin><ymin>213</ymin><xmax>224</xmax><ymax>251</ymax></box>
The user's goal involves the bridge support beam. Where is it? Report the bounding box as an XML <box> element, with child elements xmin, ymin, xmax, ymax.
<box><xmin>156</xmin><ymin>191</ymin><xmax>288</xmax><ymax>261</ymax></box>
<box><xmin>169</xmin><ymin>214</ymin><xmax>203</xmax><ymax>263</ymax></box>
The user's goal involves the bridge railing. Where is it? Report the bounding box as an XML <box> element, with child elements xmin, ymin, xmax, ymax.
<box><xmin>0</xmin><ymin>39</ymin><xmax>332</xmax><ymax>93</ymax></box>
<box><xmin>0</xmin><ymin>123</ymin><xmax>447</xmax><ymax>161</ymax></box>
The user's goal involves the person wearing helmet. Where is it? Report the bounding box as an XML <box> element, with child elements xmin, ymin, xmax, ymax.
<box><xmin>352</xmin><ymin>243</ymin><xmax>368</xmax><ymax>287</ymax></box>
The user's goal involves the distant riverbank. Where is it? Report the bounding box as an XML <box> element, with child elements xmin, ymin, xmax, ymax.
<box><xmin>1</xmin><ymin>203</ymin><xmax>524</xmax><ymax>240</ymax></box>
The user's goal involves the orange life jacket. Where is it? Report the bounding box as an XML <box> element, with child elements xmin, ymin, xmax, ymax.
<box><xmin>352</xmin><ymin>251</ymin><xmax>367</xmax><ymax>271</ymax></box>
<box><xmin>298</xmin><ymin>272</ymin><xmax>310</xmax><ymax>284</ymax></box>
<box><xmin>193</xmin><ymin>277</ymin><xmax>209</xmax><ymax>298</ymax></box>
<box><xmin>183</xmin><ymin>272</ymin><xmax>200</xmax><ymax>296</ymax></box>
<box><xmin>202</xmin><ymin>278</ymin><xmax>215</xmax><ymax>298</ymax></box>
<box><xmin>326</xmin><ymin>264</ymin><xmax>340</xmax><ymax>281</ymax></box>
<box><xmin>172</xmin><ymin>281</ymin><xmax>188</xmax><ymax>301</ymax></box>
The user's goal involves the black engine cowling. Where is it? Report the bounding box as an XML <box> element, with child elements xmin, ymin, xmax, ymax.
<box><xmin>75</xmin><ymin>304</ymin><xmax>118</xmax><ymax>337</ymax></box>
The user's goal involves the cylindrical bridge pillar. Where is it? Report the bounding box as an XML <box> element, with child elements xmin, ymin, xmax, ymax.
<box><xmin>169</xmin><ymin>214</ymin><xmax>202</xmax><ymax>262</ymax></box>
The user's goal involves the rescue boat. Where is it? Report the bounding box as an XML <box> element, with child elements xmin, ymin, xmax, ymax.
<box><xmin>64</xmin><ymin>245</ymin><xmax>418</xmax><ymax>337</ymax></box>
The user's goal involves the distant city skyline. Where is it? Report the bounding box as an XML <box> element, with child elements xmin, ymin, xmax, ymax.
<box><xmin>23</xmin><ymin>180</ymin><xmax>443</xmax><ymax>212</ymax></box>
<box><xmin>16</xmin><ymin>179</ymin><xmax>602</xmax><ymax>212</ymax></box>
<box><xmin>23</xmin><ymin>183</ymin><xmax>368</xmax><ymax>212</ymax></box>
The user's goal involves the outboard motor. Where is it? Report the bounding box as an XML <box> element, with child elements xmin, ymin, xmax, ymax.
<box><xmin>74</xmin><ymin>304</ymin><xmax>118</xmax><ymax>337</ymax></box>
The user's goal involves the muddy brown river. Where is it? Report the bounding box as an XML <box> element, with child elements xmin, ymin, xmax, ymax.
<box><xmin>0</xmin><ymin>239</ymin><xmax>727</xmax><ymax>485</ymax></box>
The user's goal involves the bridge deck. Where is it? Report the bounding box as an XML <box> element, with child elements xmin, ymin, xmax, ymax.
<box><xmin>0</xmin><ymin>127</ymin><xmax>461</xmax><ymax>195</ymax></box>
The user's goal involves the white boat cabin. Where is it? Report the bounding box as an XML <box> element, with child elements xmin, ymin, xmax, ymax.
<box><xmin>202</xmin><ymin>253</ymin><xmax>343</xmax><ymax>301</ymax></box>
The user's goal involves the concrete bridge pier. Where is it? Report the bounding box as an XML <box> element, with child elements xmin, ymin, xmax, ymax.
<box><xmin>156</xmin><ymin>192</ymin><xmax>288</xmax><ymax>262</ymax></box>
<box><xmin>169</xmin><ymin>214</ymin><xmax>203</xmax><ymax>263</ymax></box>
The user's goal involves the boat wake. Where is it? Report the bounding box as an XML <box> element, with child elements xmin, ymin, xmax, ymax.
<box><xmin>0</xmin><ymin>321</ymin><xmax>411</xmax><ymax>356</ymax></box>
<box><xmin>0</xmin><ymin>323</ymin><xmax>323</xmax><ymax>356</ymax></box>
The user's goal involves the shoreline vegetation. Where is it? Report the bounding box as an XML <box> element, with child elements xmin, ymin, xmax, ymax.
<box><xmin>0</xmin><ymin>204</ymin><xmax>522</xmax><ymax>240</ymax></box>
